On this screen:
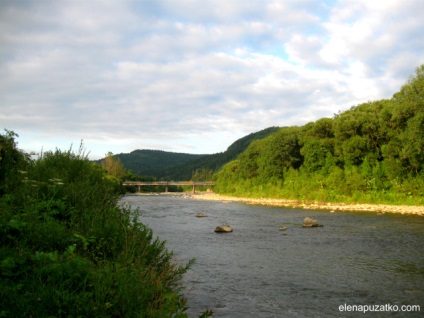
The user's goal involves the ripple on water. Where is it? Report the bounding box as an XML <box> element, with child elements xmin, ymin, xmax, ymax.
<box><xmin>121</xmin><ymin>195</ymin><xmax>424</xmax><ymax>317</ymax></box>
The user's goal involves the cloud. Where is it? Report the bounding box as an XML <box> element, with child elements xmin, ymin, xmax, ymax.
<box><xmin>1</xmin><ymin>0</ymin><xmax>424</xmax><ymax>159</ymax></box>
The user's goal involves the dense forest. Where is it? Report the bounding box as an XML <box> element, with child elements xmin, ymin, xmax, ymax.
<box><xmin>105</xmin><ymin>126</ymin><xmax>278</xmax><ymax>180</ymax></box>
<box><xmin>213</xmin><ymin>65</ymin><xmax>424</xmax><ymax>205</ymax></box>
<box><xmin>112</xmin><ymin>149</ymin><xmax>206</xmax><ymax>179</ymax></box>
<box><xmin>165</xmin><ymin>126</ymin><xmax>279</xmax><ymax>180</ymax></box>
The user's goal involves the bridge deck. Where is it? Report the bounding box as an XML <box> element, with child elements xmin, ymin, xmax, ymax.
<box><xmin>123</xmin><ymin>181</ymin><xmax>214</xmax><ymax>186</ymax></box>
<box><xmin>122</xmin><ymin>181</ymin><xmax>214</xmax><ymax>193</ymax></box>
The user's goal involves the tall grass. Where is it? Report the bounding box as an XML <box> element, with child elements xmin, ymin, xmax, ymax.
<box><xmin>0</xmin><ymin>136</ymin><xmax>210</xmax><ymax>317</ymax></box>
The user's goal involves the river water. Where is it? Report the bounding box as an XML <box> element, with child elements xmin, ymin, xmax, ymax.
<box><xmin>121</xmin><ymin>194</ymin><xmax>424</xmax><ymax>317</ymax></box>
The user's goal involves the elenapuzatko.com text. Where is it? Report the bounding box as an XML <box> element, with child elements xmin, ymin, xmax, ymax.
<box><xmin>339</xmin><ymin>304</ymin><xmax>420</xmax><ymax>313</ymax></box>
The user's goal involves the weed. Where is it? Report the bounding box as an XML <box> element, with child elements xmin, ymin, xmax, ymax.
<box><xmin>0</xmin><ymin>132</ymin><xmax>201</xmax><ymax>317</ymax></box>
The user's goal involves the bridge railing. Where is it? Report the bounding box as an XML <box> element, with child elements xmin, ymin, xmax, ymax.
<box><xmin>122</xmin><ymin>181</ymin><xmax>215</xmax><ymax>193</ymax></box>
<box><xmin>122</xmin><ymin>181</ymin><xmax>215</xmax><ymax>186</ymax></box>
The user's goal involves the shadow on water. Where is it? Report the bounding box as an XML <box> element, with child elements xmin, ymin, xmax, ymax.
<box><xmin>121</xmin><ymin>194</ymin><xmax>424</xmax><ymax>317</ymax></box>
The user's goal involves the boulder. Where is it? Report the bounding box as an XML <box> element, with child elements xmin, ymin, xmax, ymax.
<box><xmin>214</xmin><ymin>223</ymin><xmax>233</xmax><ymax>233</ymax></box>
<box><xmin>303</xmin><ymin>217</ymin><xmax>322</xmax><ymax>228</ymax></box>
<box><xmin>195</xmin><ymin>213</ymin><xmax>208</xmax><ymax>218</ymax></box>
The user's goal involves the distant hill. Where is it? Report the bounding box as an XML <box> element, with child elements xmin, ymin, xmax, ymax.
<box><xmin>165</xmin><ymin>126</ymin><xmax>279</xmax><ymax>180</ymax></box>
<box><xmin>107</xmin><ymin>127</ymin><xmax>279</xmax><ymax>180</ymax></box>
<box><xmin>114</xmin><ymin>150</ymin><xmax>206</xmax><ymax>179</ymax></box>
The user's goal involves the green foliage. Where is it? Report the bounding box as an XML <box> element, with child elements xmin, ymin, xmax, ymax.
<box><xmin>0</xmin><ymin>133</ymin><xmax>198</xmax><ymax>317</ymax></box>
<box><xmin>170</xmin><ymin>127</ymin><xmax>280</xmax><ymax>180</ymax></box>
<box><xmin>300</xmin><ymin>139</ymin><xmax>332</xmax><ymax>173</ymax></box>
<box><xmin>214</xmin><ymin>65</ymin><xmax>424</xmax><ymax>205</ymax></box>
<box><xmin>258</xmin><ymin>127</ymin><xmax>303</xmax><ymax>181</ymax></box>
<box><xmin>191</xmin><ymin>168</ymin><xmax>214</xmax><ymax>181</ymax></box>
<box><xmin>0</xmin><ymin>130</ymin><xmax>30</xmax><ymax>196</ymax></box>
<box><xmin>109</xmin><ymin>149</ymin><xmax>206</xmax><ymax>180</ymax></box>
<box><xmin>101</xmin><ymin>151</ymin><xmax>127</xmax><ymax>180</ymax></box>
<box><xmin>107</xmin><ymin>127</ymin><xmax>279</xmax><ymax>181</ymax></box>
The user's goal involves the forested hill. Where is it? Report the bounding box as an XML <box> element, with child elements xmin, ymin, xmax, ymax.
<box><xmin>214</xmin><ymin>65</ymin><xmax>424</xmax><ymax>205</ymax></box>
<box><xmin>109</xmin><ymin>126</ymin><xmax>279</xmax><ymax>179</ymax></box>
<box><xmin>113</xmin><ymin>150</ymin><xmax>206</xmax><ymax>178</ymax></box>
<box><xmin>165</xmin><ymin>126</ymin><xmax>279</xmax><ymax>180</ymax></box>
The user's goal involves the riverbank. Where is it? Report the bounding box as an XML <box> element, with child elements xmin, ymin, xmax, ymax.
<box><xmin>0</xmin><ymin>135</ymin><xmax>194</xmax><ymax>317</ymax></box>
<box><xmin>187</xmin><ymin>192</ymin><xmax>424</xmax><ymax>216</ymax></box>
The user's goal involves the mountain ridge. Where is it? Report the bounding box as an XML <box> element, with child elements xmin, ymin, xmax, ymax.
<box><xmin>107</xmin><ymin>127</ymin><xmax>279</xmax><ymax>179</ymax></box>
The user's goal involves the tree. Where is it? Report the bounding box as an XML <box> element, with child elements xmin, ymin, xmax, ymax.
<box><xmin>0</xmin><ymin>130</ymin><xmax>30</xmax><ymax>195</ymax></box>
<box><xmin>101</xmin><ymin>152</ymin><xmax>126</xmax><ymax>180</ymax></box>
<box><xmin>238</xmin><ymin>140</ymin><xmax>262</xmax><ymax>179</ymax></box>
<box><xmin>392</xmin><ymin>65</ymin><xmax>424</xmax><ymax>130</ymax></box>
<box><xmin>191</xmin><ymin>167</ymin><xmax>214</xmax><ymax>181</ymax></box>
<box><xmin>301</xmin><ymin>139</ymin><xmax>333</xmax><ymax>173</ymax></box>
<box><xmin>300</xmin><ymin>118</ymin><xmax>335</xmax><ymax>173</ymax></box>
<box><xmin>390</xmin><ymin>65</ymin><xmax>424</xmax><ymax>175</ymax></box>
<box><xmin>256</xmin><ymin>127</ymin><xmax>302</xmax><ymax>181</ymax></box>
<box><xmin>333</xmin><ymin>100</ymin><xmax>391</xmax><ymax>166</ymax></box>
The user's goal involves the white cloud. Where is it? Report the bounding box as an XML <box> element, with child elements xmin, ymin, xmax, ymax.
<box><xmin>1</xmin><ymin>0</ymin><xmax>424</xmax><ymax>159</ymax></box>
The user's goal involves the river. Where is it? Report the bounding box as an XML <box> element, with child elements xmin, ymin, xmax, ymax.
<box><xmin>121</xmin><ymin>194</ymin><xmax>424</xmax><ymax>317</ymax></box>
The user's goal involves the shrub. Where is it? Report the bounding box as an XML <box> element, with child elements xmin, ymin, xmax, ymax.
<box><xmin>0</xmin><ymin>132</ymin><xmax>200</xmax><ymax>317</ymax></box>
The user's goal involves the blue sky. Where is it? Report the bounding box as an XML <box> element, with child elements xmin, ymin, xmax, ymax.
<box><xmin>1</xmin><ymin>0</ymin><xmax>424</xmax><ymax>159</ymax></box>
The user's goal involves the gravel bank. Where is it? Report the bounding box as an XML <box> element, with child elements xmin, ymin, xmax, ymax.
<box><xmin>188</xmin><ymin>192</ymin><xmax>424</xmax><ymax>216</ymax></box>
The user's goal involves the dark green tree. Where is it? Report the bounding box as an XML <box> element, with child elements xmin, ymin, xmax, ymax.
<box><xmin>0</xmin><ymin>130</ymin><xmax>30</xmax><ymax>195</ymax></box>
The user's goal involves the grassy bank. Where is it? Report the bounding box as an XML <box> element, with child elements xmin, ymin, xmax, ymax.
<box><xmin>214</xmin><ymin>168</ymin><xmax>424</xmax><ymax>207</ymax></box>
<box><xmin>0</xmin><ymin>131</ymin><xmax>211</xmax><ymax>317</ymax></box>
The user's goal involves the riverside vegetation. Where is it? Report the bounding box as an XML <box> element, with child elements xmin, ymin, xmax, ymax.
<box><xmin>0</xmin><ymin>131</ymin><xmax>213</xmax><ymax>317</ymax></box>
<box><xmin>104</xmin><ymin>66</ymin><xmax>423</xmax><ymax>207</ymax></box>
<box><xmin>1</xmin><ymin>65</ymin><xmax>422</xmax><ymax>316</ymax></box>
<box><xmin>213</xmin><ymin>65</ymin><xmax>424</xmax><ymax>206</ymax></box>
<box><xmin>105</xmin><ymin>127</ymin><xmax>278</xmax><ymax>180</ymax></box>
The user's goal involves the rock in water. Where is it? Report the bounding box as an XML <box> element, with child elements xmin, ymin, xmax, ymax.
<box><xmin>214</xmin><ymin>223</ymin><xmax>233</xmax><ymax>233</ymax></box>
<box><xmin>279</xmin><ymin>226</ymin><xmax>288</xmax><ymax>231</ymax></box>
<box><xmin>303</xmin><ymin>217</ymin><xmax>322</xmax><ymax>228</ymax></box>
<box><xmin>195</xmin><ymin>213</ymin><xmax>208</xmax><ymax>217</ymax></box>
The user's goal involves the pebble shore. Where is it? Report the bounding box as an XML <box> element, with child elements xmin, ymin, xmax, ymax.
<box><xmin>188</xmin><ymin>192</ymin><xmax>424</xmax><ymax>216</ymax></box>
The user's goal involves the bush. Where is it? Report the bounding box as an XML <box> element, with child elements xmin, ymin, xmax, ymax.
<box><xmin>0</xmin><ymin>132</ymin><xmax>200</xmax><ymax>317</ymax></box>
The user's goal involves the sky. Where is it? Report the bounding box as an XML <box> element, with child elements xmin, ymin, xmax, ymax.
<box><xmin>1</xmin><ymin>0</ymin><xmax>424</xmax><ymax>160</ymax></box>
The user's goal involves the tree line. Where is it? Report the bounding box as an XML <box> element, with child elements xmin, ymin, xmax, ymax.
<box><xmin>213</xmin><ymin>65</ymin><xmax>424</xmax><ymax>205</ymax></box>
<box><xmin>100</xmin><ymin>127</ymin><xmax>279</xmax><ymax>181</ymax></box>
